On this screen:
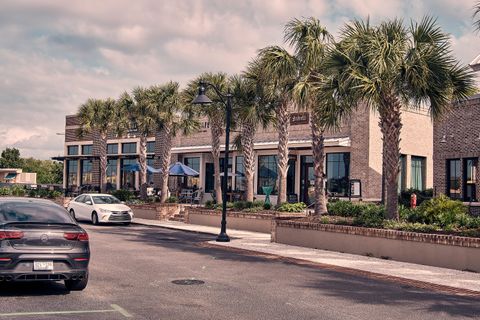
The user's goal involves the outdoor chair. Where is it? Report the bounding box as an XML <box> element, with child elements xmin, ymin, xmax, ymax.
<box><xmin>192</xmin><ymin>190</ymin><xmax>204</xmax><ymax>204</ymax></box>
<box><xmin>179</xmin><ymin>189</ymin><xmax>193</xmax><ymax>203</ymax></box>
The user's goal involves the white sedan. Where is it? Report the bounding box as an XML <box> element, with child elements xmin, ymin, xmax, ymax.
<box><xmin>67</xmin><ymin>194</ymin><xmax>134</xmax><ymax>225</ymax></box>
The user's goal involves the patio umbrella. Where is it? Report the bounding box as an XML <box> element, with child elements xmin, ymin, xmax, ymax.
<box><xmin>168</xmin><ymin>162</ymin><xmax>199</xmax><ymax>176</ymax></box>
<box><xmin>123</xmin><ymin>163</ymin><xmax>162</xmax><ymax>173</ymax></box>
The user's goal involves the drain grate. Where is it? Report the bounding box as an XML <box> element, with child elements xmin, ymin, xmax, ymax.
<box><xmin>171</xmin><ymin>279</ymin><xmax>205</xmax><ymax>285</ymax></box>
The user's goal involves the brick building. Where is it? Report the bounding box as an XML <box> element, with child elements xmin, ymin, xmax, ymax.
<box><xmin>58</xmin><ymin>106</ymin><xmax>433</xmax><ymax>204</ymax></box>
<box><xmin>432</xmin><ymin>55</ymin><xmax>480</xmax><ymax>202</ymax></box>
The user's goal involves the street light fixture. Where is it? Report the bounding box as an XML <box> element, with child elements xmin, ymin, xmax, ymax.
<box><xmin>192</xmin><ymin>80</ymin><xmax>232</xmax><ymax>242</ymax></box>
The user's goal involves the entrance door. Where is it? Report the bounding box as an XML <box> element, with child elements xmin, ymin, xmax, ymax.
<box><xmin>464</xmin><ymin>158</ymin><xmax>478</xmax><ymax>202</ymax></box>
<box><xmin>300</xmin><ymin>156</ymin><xmax>314</xmax><ymax>205</ymax></box>
<box><xmin>205</xmin><ymin>163</ymin><xmax>214</xmax><ymax>193</ymax></box>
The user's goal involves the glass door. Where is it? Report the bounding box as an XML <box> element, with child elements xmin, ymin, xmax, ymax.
<box><xmin>300</xmin><ymin>156</ymin><xmax>314</xmax><ymax>205</ymax></box>
<box><xmin>464</xmin><ymin>158</ymin><xmax>477</xmax><ymax>202</ymax></box>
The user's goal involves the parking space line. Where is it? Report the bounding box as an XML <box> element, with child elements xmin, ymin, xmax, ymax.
<box><xmin>0</xmin><ymin>305</ymin><xmax>133</xmax><ymax>318</ymax></box>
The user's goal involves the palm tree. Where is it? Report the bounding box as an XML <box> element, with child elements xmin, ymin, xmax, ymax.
<box><xmin>77</xmin><ymin>98</ymin><xmax>118</xmax><ymax>193</ymax></box>
<box><xmin>117</xmin><ymin>87</ymin><xmax>157</xmax><ymax>199</ymax></box>
<box><xmin>256</xmin><ymin>46</ymin><xmax>298</xmax><ymax>205</ymax></box>
<box><xmin>285</xmin><ymin>17</ymin><xmax>335</xmax><ymax>216</ymax></box>
<box><xmin>184</xmin><ymin>73</ymin><xmax>229</xmax><ymax>204</ymax></box>
<box><xmin>150</xmin><ymin>82</ymin><xmax>199</xmax><ymax>203</ymax></box>
<box><xmin>322</xmin><ymin>17</ymin><xmax>476</xmax><ymax>219</ymax></box>
<box><xmin>231</xmin><ymin>70</ymin><xmax>275</xmax><ymax>202</ymax></box>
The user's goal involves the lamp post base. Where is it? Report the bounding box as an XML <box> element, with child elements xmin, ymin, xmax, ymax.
<box><xmin>216</xmin><ymin>232</ymin><xmax>230</xmax><ymax>242</ymax></box>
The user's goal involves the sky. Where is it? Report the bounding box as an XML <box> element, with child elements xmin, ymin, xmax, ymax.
<box><xmin>0</xmin><ymin>0</ymin><xmax>479</xmax><ymax>160</ymax></box>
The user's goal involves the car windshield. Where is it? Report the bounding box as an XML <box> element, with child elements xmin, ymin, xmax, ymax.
<box><xmin>0</xmin><ymin>202</ymin><xmax>75</xmax><ymax>224</ymax></box>
<box><xmin>92</xmin><ymin>196</ymin><xmax>121</xmax><ymax>205</ymax></box>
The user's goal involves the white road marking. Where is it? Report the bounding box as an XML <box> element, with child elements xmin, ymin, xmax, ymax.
<box><xmin>0</xmin><ymin>304</ymin><xmax>133</xmax><ymax>318</ymax></box>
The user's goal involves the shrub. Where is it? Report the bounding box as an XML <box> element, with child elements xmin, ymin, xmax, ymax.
<box><xmin>0</xmin><ymin>187</ymin><xmax>12</xmax><ymax>196</ymax></box>
<box><xmin>416</xmin><ymin>195</ymin><xmax>468</xmax><ymax>227</ymax></box>
<box><xmin>226</xmin><ymin>202</ymin><xmax>234</xmax><ymax>209</ymax></box>
<box><xmin>111</xmin><ymin>189</ymin><xmax>133</xmax><ymax>202</ymax></box>
<box><xmin>205</xmin><ymin>200</ymin><xmax>215</xmax><ymax>209</ymax></box>
<box><xmin>327</xmin><ymin>201</ymin><xmax>363</xmax><ymax>217</ymax></box>
<box><xmin>253</xmin><ymin>200</ymin><xmax>264</xmax><ymax>208</ymax></box>
<box><xmin>263</xmin><ymin>202</ymin><xmax>271</xmax><ymax>210</ymax></box>
<box><xmin>276</xmin><ymin>202</ymin><xmax>306</xmax><ymax>213</ymax></box>
<box><xmin>383</xmin><ymin>221</ymin><xmax>441</xmax><ymax>233</ymax></box>
<box><xmin>48</xmin><ymin>190</ymin><xmax>63</xmax><ymax>199</ymax></box>
<box><xmin>166</xmin><ymin>196</ymin><xmax>178</xmax><ymax>203</ymax></box>
<box><xmin>353</xmin><ymin>204</ymin><xmax>386</xmax><ymax>228</ymax></box>
<box><xmin>398</xmin><ymin>188</ymin><xmax>433</xmax><ymax>207</ymax></box>
<box><xmin>233</xmin><ymin>201</ymin><xmax>253</xmax><ymax>211</ymax></box>
<box><xmin>244</xmin><ymin>207</ymin><xmax>265</xmax><ymax>213</ymax></box>
<box><xmin>11</xmin><ymin>185</ymin><xmax>26</xmax><ymax>197</ymax></box>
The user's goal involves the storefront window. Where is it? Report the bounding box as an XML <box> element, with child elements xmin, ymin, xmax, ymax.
<box><xmin>81</xmin><ymin>145</ymin><xmax>93</xmax><ymax>155</ymax></box>
<box><xmin>464</xmin><ymin>158</ymin><xmax>477</xmax><ymax>202</ymax></box>
<box><xmin>67</xmin><ymin>160</ymin><xmax>78</xmax><ymax>186</ymax></box>
<box><xmin>147</xmin><ymin>158</ymin><xmax>155</xmax><ymax>184</ymax></box>
<box><xmin>447</xmin><ymin>159</ymin><xmax>461</xmax><ymax>200</ymax></box>
<box><xmin>411</xmin><ymin>156</ymin><xmax>426</xmax><ymax>191</ymax></box>
<box><xmin>81</xmin><ymin>160</ymin><xmax>93</xmax><ymax>185</ymax></box>
<box><xmin>106</xmin><ymin>159</ymin><xmax>117</xmax><ymax>190</ymax></box>
<box><xmin>107</xmin><ymin>144</ymin><xmax>118</xmax><ymax>155</ymax></box>
<box><xmin>121</xmin><ymin>159</ymin><xmax>137</xmax><ymax>189</ymax></box>
<box><xmin>184</xmin><ymin>157</ymin><xmax>200</xmax><ymax>188</ymax></box>
<box><xmin>235</xmin><ymin>156</ymin><xmax>245</xmax><ymax>191</ymax></box>
<box><xmin>257</xmin><ymin>155</ymin><xmax>278</xmax><ymax>195</ymax></box>
<box><xmin>67</xmin><ymin>145</ymin><xmax>78</xmax><ymax>155</ymax></box>
<box><xmin>122</xmin><ymin>143</ymin><xmax>137</xmax><ymax>154</ymax></box>
<box><xmin>147</xmin><ymin>141</ymin><xmax>155</xmax><ymax>153</ymax></box>
<box><xmin>326</xmin><ymin>153</ymin><xmax>350</xmax><ymax>196</ymax></box>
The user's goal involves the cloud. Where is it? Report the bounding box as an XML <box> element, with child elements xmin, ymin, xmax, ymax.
<box><xmin>0</xmin><ymin>0</ymin><xmax>478</xmax><ymax>159</ymax></box>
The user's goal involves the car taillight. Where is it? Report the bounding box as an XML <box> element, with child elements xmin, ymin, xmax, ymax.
<box><xmin>0</xmin><ymin>231</ymin><xmax>24</xmax><ymax>240</ymax></box>
<box><xmin>64</xmin><ymin>232</ymin><xmax>89</xmax><ymax>241</ymax></box>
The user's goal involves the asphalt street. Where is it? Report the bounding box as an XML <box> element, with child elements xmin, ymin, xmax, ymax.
<box><xmin>0</xmin><ymin>223</ymin><xmax>479</xmax><ymax>320</ymax></box>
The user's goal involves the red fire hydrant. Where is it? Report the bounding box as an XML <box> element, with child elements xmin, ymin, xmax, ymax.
<box><xmin>410</xmin><ymin>193</ymin><xmax>417</xmax><ymax>209</ymax></box>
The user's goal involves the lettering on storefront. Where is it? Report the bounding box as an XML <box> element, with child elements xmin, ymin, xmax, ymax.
<box><xmin>290</xmin><ymin>112</ymin><xmax>309</xmax><ymax>125</ymax></box>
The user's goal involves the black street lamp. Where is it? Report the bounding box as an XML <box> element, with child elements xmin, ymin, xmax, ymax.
<box><xmin>192</xmin><ymin>81</ymin><xmax>232</xmax><ymax>242</ymax></box>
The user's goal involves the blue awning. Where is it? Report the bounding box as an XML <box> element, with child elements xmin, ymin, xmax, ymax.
<box><xmin>4</xmin><ymin>173</ymin><xmax>17</xmax><ymax>180</ymax></box>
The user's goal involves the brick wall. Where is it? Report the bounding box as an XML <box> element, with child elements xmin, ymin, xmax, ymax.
<box><xmin>433</xmin><ymin>94</ymin><xmax>480</xmax><ymax>200</ymax></box>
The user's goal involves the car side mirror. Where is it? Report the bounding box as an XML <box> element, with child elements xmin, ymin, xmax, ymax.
<box><xmin>85</xmin><ymin>200</ymin><xmax>92</xmax><ymax>205</ymax></box>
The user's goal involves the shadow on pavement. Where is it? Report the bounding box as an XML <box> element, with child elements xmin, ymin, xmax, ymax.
<box><xmin>0</xmin><ymin>281</ymin><xmax>70</xmax><ymax>297</ymax></box>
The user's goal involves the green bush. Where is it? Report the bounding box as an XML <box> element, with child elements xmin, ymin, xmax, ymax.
<box><xmin>233</xmin><ymin>201</ymin><xmax>254</xmax><ymax>210</ymax></box>
<box><xmin>263</xmin><ymin>202</ymin><xmax>272</xmax><ymax>210</ymax></box>
<box><xmin>11</xmin><ymin>185</ymin><xmax>26</xmax><ymax>197</ymax></box>
<box><xmin>166</xmin><ymin>196</ymin><xmax>178</xmax><ymax>203</ymax></box>
<box><xmin>243</xmin><ymin>207</ymin><xmax>265</xmax><ymax>213</ymax></box>
<box><xmin>0</xmin><ymin>187</ymin><xmax>12</xmax><ymax>196</ymax></box>
<box><xmin>205</xmin><ymin>200</ymin><xmax>215</xmax><ymax>209</ymax></box>
<box><xmin>416</xmin><ymin>195</ymin><xmax>468</xmax><ymax>227</ymax></box>
<box><xmin>383</xmin><ymin>221</ymin><xmax>441</xmax><ymax>233</ymax></box>
<box><xmin>226</xmin><ymin>202</ymin><xmax>234</xmax><ymax>209</ymax></box>
<box><xmin>353</xmin><ymin>204</ymin><xmax>386</xmax><ymax>228</ymax></box>
<box><xmin>48</xmin><ymin>190</ymin><xmax>63</xmax><ymax>199</ymax></box>
<box><xmin>276</xmin><ymin>202</ymin><xmax>306</xmax><ymax>213</ymax></box>
<box><xmin>327</xmin><ymin>201</ymin><xmax>363</xmax><ymax>217</ymax></box>
<box><xmin>111</xmin><ymin>189</ymin><xmax>133</xmax><ymax>202</ymax></box>
<box><xmin>253</xmin><ymin>200</ymin><xmax>264</xmax><ymax>208</ymax></box>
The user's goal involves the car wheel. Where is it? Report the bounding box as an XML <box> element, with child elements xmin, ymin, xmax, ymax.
<box><xmin>65</xmin><ymin>273</ymin><xmax>88</xmax><ymax>291</ymax></box>
<box><xmin>92</xmin><ymin>212</ymin><xmax>99</xmax><ymax>225</ymax></box>
<box><xmin>69</xmin><ymin>209</ymin><xmax>77</xmax><ymax>221</ymax></box>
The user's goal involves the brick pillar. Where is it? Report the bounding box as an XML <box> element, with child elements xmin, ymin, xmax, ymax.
<box><xmin>476</xmin><ymin>158</ymin><xmax>480</xmax><ymax>202</ymax></box>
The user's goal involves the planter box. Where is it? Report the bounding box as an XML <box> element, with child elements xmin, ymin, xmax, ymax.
<box><xmin>185</xmin><ymin>208</ymin><xmax>304</xmax><ymax>234</ymax></box>
<box><xmin>129</xmin><ymin>203</ymin><xmax>182</xmax><ymax>220</ymax></box>
<box><xmin>273</xmin><ymin>220</ymin><xmax>480</xmax><ymax>272</ymax></box>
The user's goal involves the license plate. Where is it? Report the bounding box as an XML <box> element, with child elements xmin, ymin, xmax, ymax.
<box><xmin>33</xmin><ymin>261</ymin><xmax>54</xmax><ymax>271</ymax></box>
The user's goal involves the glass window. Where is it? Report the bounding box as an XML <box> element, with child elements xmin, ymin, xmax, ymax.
<box><xmin>147</xmin><ymin>158</ymin><xmax>155</xmax><ymax>184</ymax></box>
<box><xmin>81</xmin><ymin>145</ymin><xmax>93</xmax><ymax>155</ymax></box>
<box><xmin>464</xmin><ymin>158</ymin><xmax>477</xmax><ymax>202</ymax></box>
<box><xmin>235</xmin><ymin>156</ymin><xmax>245</xmax><ymax>191</ymax></box>
<box><xmin>106</xmin><ymin>159</ymin><xmax>117</xmax><ymax>190</ymax></box>
<box><xmin>257</xmin><ymin>155</ymin><xmax>278</xmax><ymax>195</ymax></box>
<box><xmin>67</xmin><ymin>160</ymin><xmax>78</xmax><ymax>186</ymax></box>
<box><xmin>107</xmin><ymin>144</ymin><xmax>118</xmax><ymax>155</ymax></box>
<box><xmin>447</xmin><ymin>159</ymin><xmax>461</xmax><ymax>200</ymax></box>
<box><xmin>67</xmin><ymin>145</ymin><xmax>78</xmax><ymax>155</ymax></box>
<box><xmin>81</xmin><ymin>160</ymin><xmax>93</xmax><ymax>185</ymax></box>
<box><xmin>121</xmin><ymin>158</ymin><xmax>137</xmax><ymax>189</ymax></box>
<box><xmin>411</xmin><ymin>156</ymin><xmax>426</xmax><ymax>191</ymax></box>
<box><xmin>0</xmin><ymin>201</ymin><xmax>75</xmax><ymax>224</ymax></box>
<box><xmin>398</xmin><ymin>154</ymin><xmax>407</xmax><ymax>192</ymax></box>
<box><xmin>184</xmin><ymin>157</ymin><xmax>200</xmax><ymax>188</ymax></box>
<box><xmin>326</xmin><ymin>153</ymin><xmax>350</xmax><ymax>196</ymax></box>
<box><xmin>146</xmin><ymin>141</ymin><xmax>155</xmax><ymax>153</ymax></box>
<box><xmin>92</xmin><ymin>195</ymin><xmax>121</xmax><ymax>204</ymax></box>
<box><xmin>122</xmin><ymin>143</ymin><xmax>137</xmax><ymax>154</ymax></box>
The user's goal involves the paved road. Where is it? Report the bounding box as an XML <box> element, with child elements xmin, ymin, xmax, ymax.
<box><xmin>0</xmin><ymin>223</ymin><xmax>479</xmax><ymax>320</ymax></box>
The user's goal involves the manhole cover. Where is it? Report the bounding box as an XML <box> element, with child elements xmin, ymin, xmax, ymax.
<box><xmin>171</xmin><ymin>279</ymin><xmax>205</xmax><ymax>285</ymax></box>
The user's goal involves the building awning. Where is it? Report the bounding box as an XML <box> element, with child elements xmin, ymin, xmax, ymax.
<box><xmin>4</xmin><ymin>173</ymin><xmax>17</xmax><ymax>180</ymax></box>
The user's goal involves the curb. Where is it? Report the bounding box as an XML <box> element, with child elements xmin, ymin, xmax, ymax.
<box><xmin>131</xmin><ymin>221</ymin><xmax>220</xmax><ymax>237</ymax></box>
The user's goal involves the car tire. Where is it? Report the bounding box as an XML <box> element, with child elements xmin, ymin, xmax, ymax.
<box><xmin>92</xmin><ymin>212</ymin><xmax>99</xmax><ymax>225</ymax></box>
<box><xmin>65</xmin><ymin>273</ymin><xmax>88</xmax><ymax>291</ymax></box>
<box><xmin>69</xmin><ymin>209</ymin><xmax>77</xmax><ymax>221</ymax></box>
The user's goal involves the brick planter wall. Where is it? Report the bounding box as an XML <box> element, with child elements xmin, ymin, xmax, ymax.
<box><xmin>129</xmin><ymin>203</ymin><xmax>182</xmax><ymax>220</ymax></box>
<box><xmin>185</xmin><ymin>208</ymin><xmax>304</xmax><ymax>233</ymax></box>
<box><xmin>273</xmin><ymin>220</ymin><xmax>480</xmax><ymax>272</ymax></box>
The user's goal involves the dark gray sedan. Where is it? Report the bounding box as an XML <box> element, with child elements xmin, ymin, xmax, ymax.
<box><xmin>0</xmin><ymin>197</ymin><xmax>90</xmax><ymax>291</ymax></box>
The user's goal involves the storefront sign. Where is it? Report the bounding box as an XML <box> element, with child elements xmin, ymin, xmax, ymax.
<box><xmin>290</xmin><ymin>112</ymin><xmax>309</xmax><ymax>125</ymax></box>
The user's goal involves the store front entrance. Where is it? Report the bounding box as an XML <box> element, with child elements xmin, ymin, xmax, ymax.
<box><xmin>300</xmin><ymin>156</ymin><xmax>314</xmax><ymax>205</ymax></box>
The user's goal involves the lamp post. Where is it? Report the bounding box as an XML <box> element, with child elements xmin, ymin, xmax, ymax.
<box><xmin>192</xmin><ymin>81</ymin><xmax>232</xmax><ymax>242</ymax></box>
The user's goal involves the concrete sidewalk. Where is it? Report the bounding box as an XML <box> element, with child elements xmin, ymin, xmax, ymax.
<box><xmin>133</xmin><ymin>218</ymin><xmax>480</xmax><ymax>295</ymax></box>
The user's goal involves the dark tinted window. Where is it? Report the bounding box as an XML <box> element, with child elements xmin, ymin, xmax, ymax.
<box><xmin>76</xmin><ymin>195</ymin><xmax>86</xmax><ymax>203</ymax></box>
<box><xmin>67</xmin><ymin>145</ymin><xmax>78</xmax><ymax>155</ymax></box>
<box><xmin>92</xmin><ymin>195</ymin><xmax>121</xmax><ymax>204</ymax></box>
<box><xmin>0</xmin><ymin>202</ymin><xmax>75</xmax><ymax>224</ymax></box>
<box><xmin>82</xmin><ymin>145</ymin><xmax>93</xmax><ymax>155</ymax></box>
<box><xmin>107</xmin><ymin>144</ymin><xmax>118</xmax><ymax>154</ymax></box>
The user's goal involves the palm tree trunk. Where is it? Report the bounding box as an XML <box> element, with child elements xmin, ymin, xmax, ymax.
<box><xmin>310</xmin><ymin>112</ymin><xmax>327</xmax><ymax>217</ymax></box>
<box><xmin>99</xmin><ymin>133</ymin><xmax>108</xmax><ymax>193</ymax></box>
<box><xmin>379</xmin><ymin>94</ymin><xmax>402</xmax><ymax>220</ymax></box>
<box><xmin>241</xmin><ymin>123</ymin><xmax>256</xmax><ymax>202</ymax></box>
<box><xmin>276</xmin><ymin>100</ymin><xmax>290</xmax><ymax>205</ymax></box>
<box><xmin>211</xmin><ymin>118</ymin><xmax>224</xmax><ymax>204</ymax></box>
<box><xmin>158</xmin><ymin>125</ymin><xmax>173</xmax><ymax>203</ymax></box>
<box><xmin>139</xmin><ymin>135</ymin><xmax>148</xmax><ymax>200</ymax></box>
